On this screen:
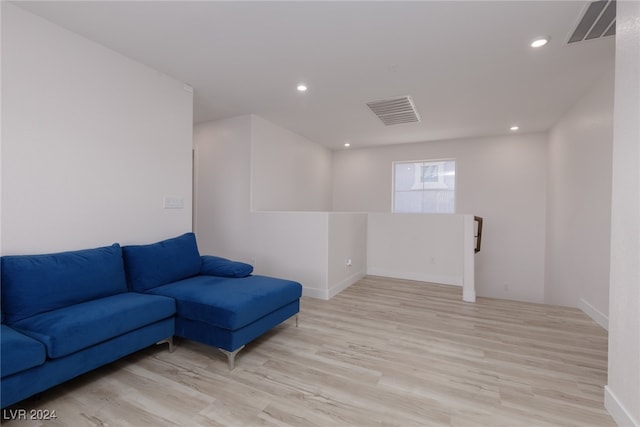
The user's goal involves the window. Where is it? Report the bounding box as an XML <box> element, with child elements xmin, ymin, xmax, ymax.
<box><xmin>393</xmin><ymin>159</ymin><xmax>456</xmax><ymax>213</ymax></box>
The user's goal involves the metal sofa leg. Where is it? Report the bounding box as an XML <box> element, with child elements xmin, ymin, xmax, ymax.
<box><xmin>219</xmin><ymin>345</ymin><xmax>245</xmax><ymax>370</ymax></box>
<box><xmin>296</xmin><ymin>314</ymin><xmax>299</xmax><ymax>327</ymax></box>
<box><xmin>156</xmin><ymin>336</ymin><xmax>175</xmax><ymax>353</ymax></box>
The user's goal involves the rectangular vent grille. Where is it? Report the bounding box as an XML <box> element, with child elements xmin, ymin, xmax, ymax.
<box><xmin>366</xmin><ymin>96</ymin><xmax>420</xmax><ymax>126</ymax></box>
<box><xmin>568</xmin><ymin>0</ymin><xmax>615</xmax><ymax>44</ymax></box>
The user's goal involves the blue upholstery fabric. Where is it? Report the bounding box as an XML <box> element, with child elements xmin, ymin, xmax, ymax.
<box><xmin>200</xmin><ymin>255</ymin><xmax>253</xmax><ymax>278</ymax></box>
<box><xmin>0</xmin><ymin>230</ymin><xmax>303</xmax><ymax>407</ymax></box>
<box><xmin>123</xmin><ymin>233</ymin><xmax>202</xmax><ymax>292</ymax></box>
<box><xmin>0</xmin><ymin>325</ymin><xmax>46</xmax><ymax>378</ymax></box>
<box><xmin>175</xmin><ymin>300</ymin><xmax>300</xmax><ymax>351</ymax></box>
<box><xmin>1</xmin><ymin>244</ymin><xmax>128</xmax><ymax>324</ymax></box>
<box><xmin>1</xmin><ymin>318</ymin><xmax>174</xmax><ymax>409</ymax></box>
<box><xmin>149</xmin><ymin>275</ymin><xmax>302</xmax><ymax>330</ymax></box>
<box><xmin>11</xmin><ymin>293</ymin><xmax>175</xmax><ymax>359</ymax></box>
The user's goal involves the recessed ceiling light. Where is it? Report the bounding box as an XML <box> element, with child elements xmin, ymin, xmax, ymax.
<box><xmin>297</xmin><ymin>84</ymin><xmax>307</xmax><ymax>92</ymax></box>
<box><xmin>344</xmin><ymin>142</ymin><xmax>351</xmax><ymax>148</ymax></box>
<box><xmin>530</xmin><ymin>37</ymin><xmax>549</xmax><ymax>48</ymax></box>
<box><xmin>510</xmin><ymin>125</ymin><xmax>520</xmax><ymax>131</ymax></box>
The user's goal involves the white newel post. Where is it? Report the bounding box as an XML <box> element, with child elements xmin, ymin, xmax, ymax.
<box><xmin>463</xmin><ymin>215</ymin><xmax>476</xmax><ymax>302</ymax></box>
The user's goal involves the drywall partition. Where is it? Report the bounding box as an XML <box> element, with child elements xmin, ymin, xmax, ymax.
<box><xmin>251</xmin><ymin>212</ymin><xmax>367</xmax><ymax>299</ymax></box>
<box><xmin>367</xmin><ymin>213</ymin><xmax>476</xmax><ymax>302</ymax></box>
<box><xmin>327</xmin><ymin>213</ymin><xmax>368</xmax><ymax>298</ymax></box>
<box><xmin>368</xmin><ymin>213</ymin><xmax>464</xmax><ymax>285</ymax></box>
<box><xmin>333</xmin><ymin>133</ymin><xmax>547</xmax><ymax>303</ymax></box>
<box><xmin>605</xmin><ymin>1</ymin><xmax>640</xmax><ymax>425</ymax></box>
<box><xmin>462</xmin><ymin>214</ymin><xmax>476</xmax><ymax>303</ymax></box>
<box><xmin>546</xmin><ymin>67</ymin><xmax>614</xmax><ymax>326</ymax></box>
<box><xmin>250</xmin><ymin>212</ymin><xmax>329</xmax><ymax>298</ymax></box>
<box><xmin>2</xmin><ymin>4</ymin><xmax>193</xmax><ymax>254</ymax></box>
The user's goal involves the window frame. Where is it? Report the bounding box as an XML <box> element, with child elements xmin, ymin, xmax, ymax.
<box><xmin>391</xmin><ymin>158</ymin><xmax>457</xmax><ymax>214</ymax></box>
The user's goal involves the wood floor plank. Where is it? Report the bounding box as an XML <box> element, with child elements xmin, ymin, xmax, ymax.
<box><xmin>3</xmin><ymin>276</ymin><xmax>615</xmax><ymax>426</ymax></box>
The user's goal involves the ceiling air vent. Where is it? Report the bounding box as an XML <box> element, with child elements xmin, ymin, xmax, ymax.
<box><xmin>568</xmin><ymin>0</ymin><xmax>616</xmax><ymax>44</ymax></box>
<box><xmin>366</xmin><ymin>96</ymin><xmax>420</xmax><ymax>126</ymax></box>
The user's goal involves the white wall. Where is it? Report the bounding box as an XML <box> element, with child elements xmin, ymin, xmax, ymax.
<box><xmin>1</xmin><ymin>4</ymin><xmax>193</xmax><ymax>254</ymax></box>
<box><xmin>545</xmin><ymin>68</ymin><xmax>614</xmax><ymax>325</ymax></box>
<box><xmin>333</xmin><ymin>133</ymin><xmax>548</xmax><ymax>303</ymax></box>
<box><xmin>368</xmin><ymin>213</ymin><xmax>464</xmax><ymax>285</ymax></box>
<box><xmin>605</xmin><ymin>1</ymin><xmax>640</xmax><ymax>425</ymax></box>
<box><xmin>251</xmin><ymin>115</ymin><xmax>332</xmax><ymax>211</ymax></box>
<box><xmin>327</xmin><ymin>213</ymin><xmax>367</xmax><ymax>298</ymax></box>
<box><xmin>194</xmin><ymin>115</ymin><xmax>365</xmax><ymax>298</ymax></box>
<box><xmin>250</xmin><ymin>212</ymin><xmax>367</xmax><ymax>299</ymax></box>
<box><xmin>194</xmin><ymin>114</ymin><xmax>333</xmax><ymax>257</ymax></box>
<box><xmin>193</xmin><ymin>115</ymin><xmax>253</xmax><ymax>259</ymax></box>
<box><xmin>250</xmin><ymin>212</ymin><xmax>329</xmax><ymax>297</ymax></box>
<box><xmin>0</xmin><ymin>0</ymin><xmax>4</xmax><ymax>258</ymax></box>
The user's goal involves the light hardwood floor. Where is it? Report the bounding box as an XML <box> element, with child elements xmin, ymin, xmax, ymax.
<box><xmin>3</xmin><ymin>276</ymin><xmax>615</xmax><ymax>426</ymax></box>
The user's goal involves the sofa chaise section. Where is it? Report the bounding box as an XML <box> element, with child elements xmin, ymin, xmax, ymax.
<box><xmin>150</xmin><ymin>274</ymin><xmax>301</xmax><ymax>368</ymax></box>
<box><xmin>123</xmin><ymin>233</ymin><xmax>303</xmax><ymax>369</ymax></box>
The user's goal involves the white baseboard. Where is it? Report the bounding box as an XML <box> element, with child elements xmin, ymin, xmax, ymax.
<box><xmin>328</xmin><ymin>270</ymin><xmax>366</xmax><ymax>299</ymax></box>
<box><xmin>301</xmin><ymin>271</ymin><xmax>366</xmax><ymax>300</ymax></box>
<box><xmin>302</xmin><ymin>287</ymin><xmax>329</xmax><ymax>300</ymax></box>
<box><xmin>578</xmin><ymin>298</ymin><xmax>609</xmax><ymax>331</ymax></box>
<box><xmin>366</xmin><ymin>268</ymin><xmax>462</xmax><ymax>287</ymax></box>
<box><xmin>605</xmin><ymin>385</ymin><xmax>640</xmax><ymax>427</ymax></box>
<box><xmin>463</xmin><ymin>289</ymin><xmax>476</xmax><ymax>303</ymax></box>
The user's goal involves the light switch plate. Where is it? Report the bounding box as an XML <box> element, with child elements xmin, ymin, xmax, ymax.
<box><xmin>163</xmin><ymin>196</ymin><xmax>184</xmax><ymax>209</ymax></box>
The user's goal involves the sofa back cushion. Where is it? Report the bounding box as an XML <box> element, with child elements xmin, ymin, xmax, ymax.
<box><xmin>123</xmin><ymin>232</ymin><xmax>202</xmax><ymax>292</ymax></box>
<box><xmin>1</xmin><ymin>244</ymin><xmax>128</xmax><ymax>324</ymax></box>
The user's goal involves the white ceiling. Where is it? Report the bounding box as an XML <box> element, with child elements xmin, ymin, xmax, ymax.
<box><xmin>14</xmin><ymin>1</ymin><xmax>615</xmax><ymax>150</ymax></box>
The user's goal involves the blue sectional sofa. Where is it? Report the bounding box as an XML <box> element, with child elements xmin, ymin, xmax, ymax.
<box><xmin>0</xmin><ymin>233</ymin><xmax>302</xmax><ymax>409</ymax></box>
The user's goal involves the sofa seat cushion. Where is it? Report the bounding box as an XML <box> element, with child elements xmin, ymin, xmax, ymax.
<box><xmin>149</xmin><ymin>275</ymin><xmax>302</xmax><ymax>331</ymax></box>
<box><xmin>11</xmin><ymin>293</ymin><xmax>175</xmax><ymax>359</ymax></box>
<box><xmin>1</xmin><ymin>244</ymin><xmax>128</xmax><ymax>324</ymax></box>
<box><xmin>1</xmin><ymin>325</ymin><xmax>46</xmax><ymax>378</ymax></box>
